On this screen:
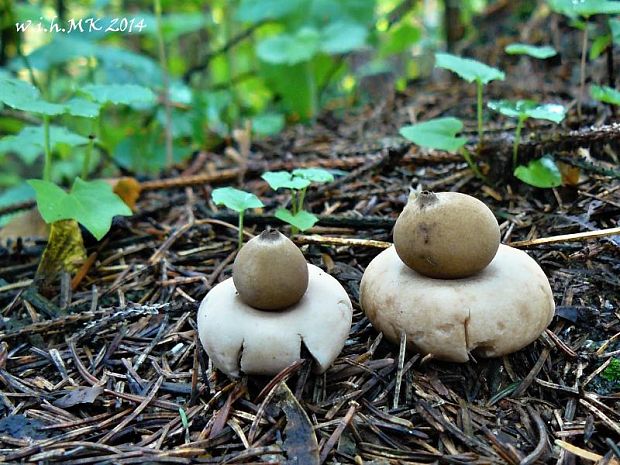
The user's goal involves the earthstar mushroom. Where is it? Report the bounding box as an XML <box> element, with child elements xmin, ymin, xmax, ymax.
<box><xmin>361</xmin><ymin>191</ymin><xmax>555</xmax><ymax>362</ymax></box>
<box><xmin>198</xmin><ymin>230</ymin><xmax>353</xmax><ymax>377</ymax></box>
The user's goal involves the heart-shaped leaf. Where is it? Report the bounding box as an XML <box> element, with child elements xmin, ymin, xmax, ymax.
<box><xmin>514</xmin><ymin>156</ymin><xmax>562</xmax><ymax>188</ymax></box>
<box><xmin>262</xmin><ymin>171</ymin><xmax>311</xmax><ymax>190</ymax></box>
<box><xmin>590</xmin><ymin>85</ymin><xmax>620</xmax><ymax>105</ymax></box>
<box><xmin>435</xmin><ymin>53</ymin><xmax>505</xmax><ymax>84</ymax></box>
<box><xmin>81</xmin><ymin>84</ymin><xmax>156</xmax><ymax>105</ymax></box>
<box><xmin>211</xmin><ymin>187</ymin><xmax>264</xmax><ymax>213</ymax></box>
<box><xmin>505</xmin><ymin>43</ymin><xmax>557</xmax><ymax>59</ymax></box>
<box><xmin>275</xmin><ymin>208</ymin><xmax>318</xmax><ymax>231</ymax></box>
<box><xmin>257</xmin><ymin>28</ymin><xmax>321</xmax><ymax>65</ymax></box>
<box><xmin>399</xmin><ymin>117</ymin><xmax>467</xmax><ymax>152</ymax></box>
<box><xmin>292</xmin><ymin>168</ymin><xmax>334</xmax><ymax>184</ymax></box>
<box><xmin>488</xmin><ymin>100</ymin><xmax>566</xmax><ymax>123</ymax></box>
<box><xmin>28</xmin><ymin>178</ymin><xmax>132</xmax><ymax>240</ymax></box>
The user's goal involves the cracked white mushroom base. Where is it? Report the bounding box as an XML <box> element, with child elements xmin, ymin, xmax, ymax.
<box><xmin>360</xmin><ymin>245</ymin><xmax>555</xmax><ymax>362</ymax></box>
<box><xmin>197</xmin><ymin>265</ymin><xmax>353</xmax><ymax>377</ymax></box>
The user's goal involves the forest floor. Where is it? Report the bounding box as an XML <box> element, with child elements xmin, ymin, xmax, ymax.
<box><xmin>0</xmin><ymin>14</ymin><xmax>619</xmax><ymax>465</ymax></box>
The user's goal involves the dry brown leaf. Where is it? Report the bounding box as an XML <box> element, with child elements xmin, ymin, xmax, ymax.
<box><xmin>0</xmin><ymin>209</ymin><xmax>49</xmax><ymax>243</ymax></box>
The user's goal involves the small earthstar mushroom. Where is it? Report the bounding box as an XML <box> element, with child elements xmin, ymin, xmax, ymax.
<box><xmin>393</xmin><ymin>191</ymin><xmax>500</xmax><ymax>278</ymax></box>
<box><xmin>360</xmin><ymin>244</ymin><xmax>555</xmax><ymax>362</ymax></box>
<box><xmin>197</xmin><ymin>229</ymin><xmax>353</xmax><ymax>377</ymax></box>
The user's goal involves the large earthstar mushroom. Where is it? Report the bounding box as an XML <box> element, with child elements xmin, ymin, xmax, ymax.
<box><xmin>360</xmin><ymin>191</ymin><xmax>555</xmax><ymax>362</ymax></box>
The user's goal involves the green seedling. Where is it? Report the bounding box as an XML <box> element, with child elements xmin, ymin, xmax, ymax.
<box><xmin>514</xmin><ymin>156</ymin><xmax>562</xmax><ymax>188</ymax></box>
<box><xmin>211</xmin><ymin>187</ymin><xmax>264</xmax><ymax>249</ymax></box>
<box><xmin>487</xmin><ymin>100</ymin><xmax>566</xmax><ymax>166</ymax></box>
<box><xmin>399</xmin><ymin>117</ymin><xmax>484</xmax><ymax>180</ymax></box>
<box><xmin>434</xmin><ymin>53</ymin><xmax>505</xmax><ymax>151</ymax></box>
<box><xmin>505</xmin><ymin>43</ymin><xmax>557</xmax><ymax>59</ymax></box>
<box><xmin>548</xmin><ymin>0</ymin><xmax>620</xmax><ymax>118</ymax></box>
<box><xmin>590</xmin><ymin>84</ymin><xmax>620</xmax><ymax>105</ymax></box>
<box><xmin>28</xmin><ymin>178</ymin><xmax>132</xmax><ymax>240</ymax></box>
<box><xmin>262</xmin><ymin>168</ymin><xmax>334</xmax><ymax>233</ymax></box>
<box><xmin>0</xmin><ymin>76</ymin><xmax>155</xmax><ymax>241</ymax></box>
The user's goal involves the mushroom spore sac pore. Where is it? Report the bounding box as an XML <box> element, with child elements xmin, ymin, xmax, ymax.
<box><xmin>360</xmin><ymin>245</ymin><xmax>555</xmax><ymax>362</ymax></box>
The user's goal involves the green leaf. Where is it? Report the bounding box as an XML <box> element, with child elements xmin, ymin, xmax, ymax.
<box><xmin>292</xmin><ymin>168</ymin><xmax>334</xmax><ymax>183</ymax></box>
<box><xmin>505</xmin><ymin>43</ymin><xmax>557</xmax><ymax>59</ymax></box>
<box><xmin>82</xmin><ymin>84</ymin><xmax>157</xmax><ymax>105</ymax></box>
<box><xmin>28</xmin><ymin>178</ymin><xmax>132</xmax><ymax>240</ymax></box>
<box><xmin>211</xmin><ymin>187</ymin><xmax>264</xmax><ymax>213</ymax></box>
<box><xmin>320</xmin><ymin>21</ymin><xmax>368</xmax><ymax>54</ymax></box>
<box><xmin>236</xmin><ymin>0</ymin><xmax>305</xmax><ymax>23</ymax></box>
<box><xmin>257</xmin><ymin>28</ymin><xmax>321</xmax><ymax>65</ymax></box>
<box><xmin>590</xmin><ymin>34</ymin><xmax>611</xmax><ymax>60</ymax></box>
<box><xmin>590</xmin><ymin>84</ymin><xmax>620</xmax><ymax>104</ymax></box>
<box><xmin>275</xmin><ymin>208</ymin><xmax>318</xmax><ymax>231</ymax></box>
<box><xmin>435</xmin><ymin>53</ymin><xmax>505</xmax><ymax>84</ymax></box>
<box><xmin>514</xmin><ymin>156</ymin><xmax>562</xmax><ymax>188</ymax></box>
<box><xmin>0</xmin><ymin>126</ymin><xmax>90</xmax><ymax>164</ymax></box>
<box><xmin>548</xmin><ymin>0</ymin><xmax>620</xmax><ymax>18</ymax></box>
<box><xmin>488</xmin><ymin>100</ymin><xmax>566</xmax><ymax>123</ymax></box>
<box><xmin>251</xmin><ymin>113</ymin><xmax>285</xmax><ymax>136</ymax></box>
<box><xmin>262</xmin><ymin>171</ymin><xmax>311</xmax><ymax>190</ymax></box>
<box><xmin>399</xmin><ymin>117</ymin><xmax>467</xmax><ymax>152</ymax></box>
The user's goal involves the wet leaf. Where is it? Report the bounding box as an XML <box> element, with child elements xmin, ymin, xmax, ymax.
<box><xmin>212</xmin><ymin>187</ymin><xmax>264</xmax><ymax>213</ymax></box>
<box><xmin>505</xmin><ymin>43</ymin><xmax>557</xmax><ymax>59</ymax></box>
<box><xmin>435</xmin><ymin>53</ymin><xmax>505</xmax><ymax>84</ymax></box>
<box><xmin>54</xmin><ymin>385</ymin><xmax>103</xmax><ymax>408</ymax></box>
<box><xmin>36</xmin><ymin>219</ymin><xmax>87</xmax><ymax>285</ymax></box>
<box><xmin>488</xmin><ymin>100</ymin><xmax>567</xmax><ymax>123</ymax></box>
<box><xmin>262</xmin><ymin>171</ymin><xmax>311</xmax><ymax>190</ymax></box>
<box><xmin>399</xmin><ymin>117</ymin><xmax>467</xmax><ymax>152</ymax></box>
<box><xmin>275</xmin><ymin>208</ymin><xmax>318</xmax><ymax>231</ymax></box>
<box><xmin>274</xmin><ymin>383</ymin><xmax>320</xmax><ymax>465</ymax></box>
<box><xmin>548</xmin><ymin>0</ymin><xmax>620</xmax><ymax>19</ymax></box>
<box><xmin>514</xmin><ymin>156</ymin><xmax>562</xmax><ymax>188</ymax></box>
<box><xmin>292</xmin><ymin>168</ymin><xmax>334</xmax><ymax>184</ymax></box>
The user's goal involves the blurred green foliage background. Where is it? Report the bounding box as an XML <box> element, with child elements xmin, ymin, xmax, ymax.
<box><xmin>0</xmin><ymin>0</ymin><xmax>490</xmax><ymax>211</ymax></box>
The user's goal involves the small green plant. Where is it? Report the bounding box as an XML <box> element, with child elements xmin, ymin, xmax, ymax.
<box><xmin>487</xmin><ymin>100</ymin><xmax>567</xmax><ymax>166</ymax></box>
<box><xmin>28</xmin><ymin>178</ymin><xmax>132</xmax><ymax>240</ymax></box>
<box><xmin>211</xmin><ymin>187</ymin><xmax>264</xmax><ymax>249</ymax></box>
<box><xmin>600</xmin><ymin>358</ymin><xmax>620</xmax><ymax>383</ymax></box>
<box><xmin>434</xmin><ymin>53</ymin><xmax>505</xmax><ymax>151</ymax></box>
<box><xmin>548</xmin><ymin>0</ymin><xmax>620</xmax><ymax>117</ymax></box>
<box><xmin>262</xmin><ymin>168</ymin><xmax>334</xmax><ymax>233</ymax></box>
<box><xmin>590</xmin><ymin>84</ymin><xmax>620</xmax><ymax>105</ymax></box>
<box><xmin>0</xmin><ymin>76</ymin><xmax>151</xmax><ymax>240</ymax></box>
<box><xmin>399</xmin><ymin>117</ymin><xmax>484</xmax><ymax>180</ymax></box>
<box><xmin>514</xmin><ymin>156</ymin><xmax>562</xmax><ymax>189</ymax></box>
<box><xmin>505</xmin><ymin>43</ymin><xmax>557</xmax><ymax>59</ymax></box>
